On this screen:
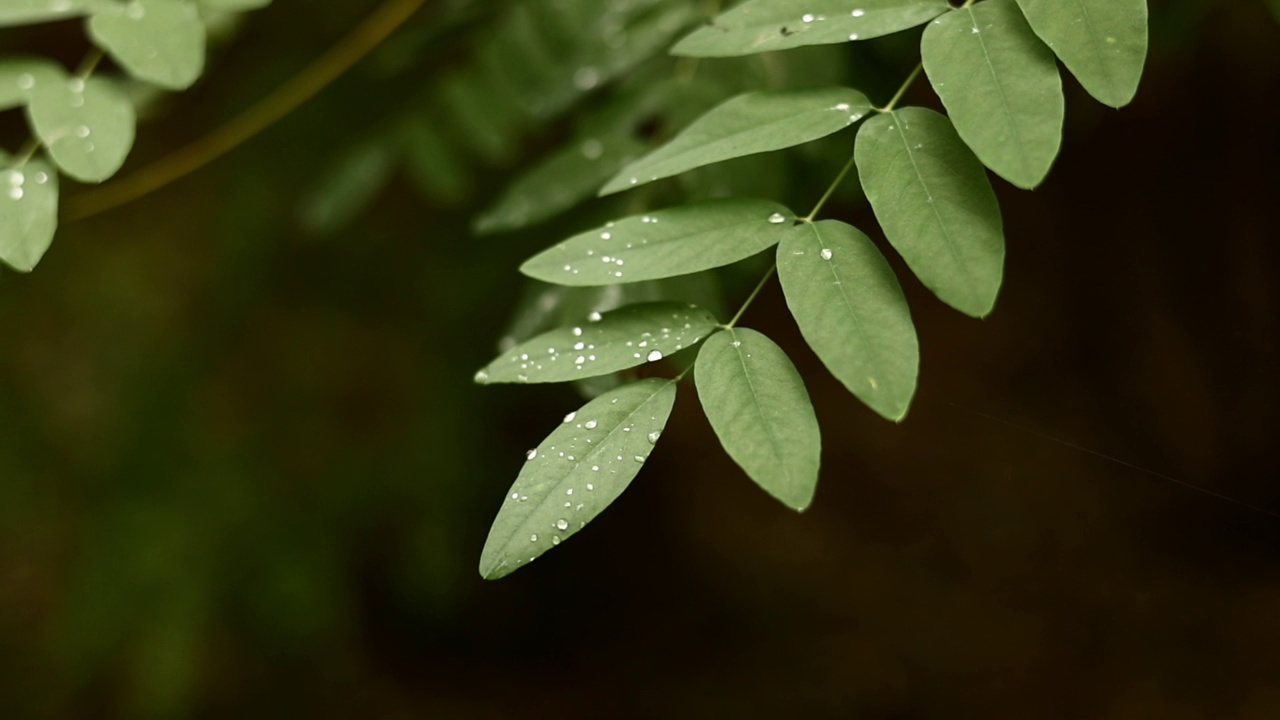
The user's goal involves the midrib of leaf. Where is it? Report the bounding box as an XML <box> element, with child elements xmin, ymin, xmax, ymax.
<box><xmin>891</xmin><ymin>115</ymin><xmax>965</xmax><ymax>273</ymax></box>
<box><xmin>497</xmin><ymin>380</ymin><xmax>671</xmax><ymax>555</ymax></box>
<box><xmin>963</xmin><ymin>6</ymin><xmax>1032</xmax><ymax>182</ymax></box>
<box><xmin>810</xmin><ymin>224</ymin><xmax>883</xmax><ymax>391</ymax></box>
<box><xmin>1072</xmin><ymin>0</ymin><xmax>1118</xmax><ymax>95</ymax></box>
<box><xmin>676</xmin><ymin>108</ymin><xmax>836</xmax><ymax>166</ymax></box>
<box><xmin>726</xmin><ymin>330</ymin><xmax>794</xmax><ymax>489</ymax></box>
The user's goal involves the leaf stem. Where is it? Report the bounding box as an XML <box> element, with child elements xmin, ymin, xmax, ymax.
<box><xmin>724</xmin><ymin>263</ymin><xmax>777</xmax><ymax>329</ymax></box>
<box><xmin>63</xmin><ymin>0</ymin><xmax>426</xmax><ymax>221</ymax></box>
<box><xmin>803</xmin><ymin>152</ymin><xmax>856</xmax><ymax>222</ymax></box>
<box><xmin>876</xmin><ymin>61</ymin><xmax>923</xmax><ymax>114</ymax></box>
<box><xmin>75</xmin><ymin>48</ymin><xmax>104</xmax><ymax>78</ymax></box>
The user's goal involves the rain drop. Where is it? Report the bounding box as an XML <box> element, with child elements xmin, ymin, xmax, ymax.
<box><xmin>556</xmin><ymin>519</ymin><xmax>569</xmax><ymax>531</ymax></box>
<box><xmin>820</xmin><ymin>248</ymin><xmax>833</xmax><ymax>260</ymax></box>
<box><xmin>572</xmin><ymin>326</ymin><xmax>583</xmax><ymax>336</ymax></box>
<box><xmin>8</xmin><ymin>187</ymin><xmax>22</xmax><ymax>200</ymax></box>
<box><xmin>588</xmin><ymin>311</ymin><xmax>603</xmax><ymax>322</ymax></box>
<box><xmin>767</xmin><ymin>212</ymin><xmax>787</xmax><ymax>224</ymax></box>
<box><xmin>646</xmin><ymin>350</ymin><xmax>663</xmax><ymax>362</ymax></box>
<box><xmin>526</xmin><ymin>449</ymin><xmax>538</xmax><ymax>460</ymax></box>
<box><xmin>564</xmin><ymin>412</ymin><xmax>577</xmax><ymax>423</ymax></box>
<box><xmin>16</xmin><ymin>74</ymin><xmax>34</xmax><ymax>90</ymax></box>
<box><xmin>586</xmin><ymin>484</ymin><xmax>595</xmax><ymax>491</ymax></box>
<box><xmin>647</xmin><ymin>431</ymin><xmax>661</xmax><ymax>444</ymax></box>
<box><xmin>851</xmin><ymin>9</ymin><xmax>865</xmax><ymax>17</ymax></box>
<box><xmin>802</xmin><ymin>13</ymin><xmax>815</xmax><ymax>22</ymax></box>
<box><xmin>530</xmin><ymin>534</ymin><xmax>539</xmax><ymax>542</ymax></box>
<box><xmin>849</xmin><ymin>33</ymin><xmax>859</xmax><ymax>40</ymax></box>
<box><xmin>584</xmin><ymin>420</ymin><xmax>598</xmax><ymax>429</ymax></box>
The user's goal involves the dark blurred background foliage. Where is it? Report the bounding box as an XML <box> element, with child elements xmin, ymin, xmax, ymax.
<box><xmin>1</xmin><ymin>0</ymin><xmax>1279</xmax><ymax>717</ymax></box>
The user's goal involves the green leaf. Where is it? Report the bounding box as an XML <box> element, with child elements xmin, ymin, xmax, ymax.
<box><xmin>855</xmin><ymin>107</ymin><xmax>1004</xmax><ymax>317</ymax></box>
<box><xmin>88</xmin><ymin>0</ymin><xmax>207</xmax><ymax>90</ymax></box>
<box><xmin>672</xmin><ymin>0</ymin><xmax>951</xmax><ymax>57</ymax></box>
<box><xmin>521</xmin><ymin>199</ymin><xmax>795</xmax><ymax>287</ymax></box>
<box><xmin>776</xmin><ymin>220</ymin><xmax>918</xmax><ymax>420</ymax></box>
<box><xmin>0</xmin><ymin>159</ymin><xmax>59</xmax><ymax>272</ymax></box>
<box><xmin>474</xmin><ymin>302</ymin><xmax>718</xmax><ymax>385</ymax></box>
<box><xmin>695</xmin><ymin>328</ymin><xmax>820</xmax><ymax>510</ymax></box>
<box><xmin>198</xmin><ymin>0</ymin><xmax>270</xmax><ymax>11</ymax></box>
<box><xmin>0</xmin><ymin>57</ymin><xmax>64</xmax><ymax>112</ymax></box>
<box><xmin>298</xmin><ymin>139</ymin><xmax>394</xmax><ymax>237</ymax></box>
<box><xmin>26</xmin><ymin>73</ymin><xmax>135</xmax><ymax>183</ymax></box>
<box><xmin>921</xmin><ymin>0</ymin><xmax>1064</xmax><ymax>189</ymax></box>
<box><xmin>0</xmin><ymin>0</ymin><xmax>100</xmax><ymax>27</ymax></box>
<box><xmin>1014</xmin><ymin>0</ymin><xmax>1147</xmax><ymax>108</ymax></box>
<box><xmin>474</xmin><ymin>134</ymin><xmax>645</xmax><ymax>235</ymax></box>
<box><xmin>600</xmin><ymin>87</ymin><xmax>872</xmax><ymax>195</ymax></box>
<box><xmin>479</xmin><ymin>378</ymin><xmax>677</xmax><ymax>579</ymax></box>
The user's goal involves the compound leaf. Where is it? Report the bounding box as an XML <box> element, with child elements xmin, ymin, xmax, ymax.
<box><xmin>474</xmin><ymin>302</ymin><xmax>718</xmax><ymax>384</ymax></box>
<box><xmin>921</xmin><ymin>0</ymin><xmax>1063</xmax><ymax>189</ymax></box>
<box><xmin>776</xmin><ymin>220</ymin><xmax>918</xmax><ymax>420</ymax></box>
<box><xmin>855</xmin><ymin>107</ymin><xmax>1004</xmax><ymax>317</ymax></box>
<box><xmin>26</xmin><ymin>73</ymin><xmax>135</xmax><ymax>183</ymax></box>
<box><xmin>479</xmin><ymin>378</ymin><xmax>677</xmax><ymax>579</ymax></box>
<box><xmin>0</xmin><ymin>159</ymin><xmax>58</xmax><ymax>272</ymax></box>
<box><xmin>695</xmin><ymin>328</ymin><xmax>820</xmax><ymax>510</ymax></box>
<box><xmin>88</xmin><ymin>0</ymin><xmax>207</xmax><ymax>90</ymax></box>
<box><xmin>600</xmin><ymin>87</ymin><xmax>872</xmax><ymax>195</ymax></box>
<box><xmin>521</xmin><ymin>199</ymin><xmax>795</xmax><ymax>286</ymax></box>
<box><xmin>1014</xmin><ymin>0</ymin><xmax>1147</xmax><ymax>108</ymax></box>
<box><xmin>672</xmin><ymin>0</ymin><xmax>950</xmax><ymax>57</ymax></box>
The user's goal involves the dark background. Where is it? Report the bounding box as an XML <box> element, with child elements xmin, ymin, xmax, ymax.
<box><xmin>2</xmin><ymin>1</ymin><xmax>1278</xmax><ymax>717</ymax></box>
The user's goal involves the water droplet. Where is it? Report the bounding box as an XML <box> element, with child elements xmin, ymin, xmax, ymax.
<box><xmin>16</xmin><ymin>73</ymin><xmax>34</xmax><ymax>90</ymax></box>
<box><xmin>566</xmin><ymin>488</ymin><xmax>574</xmax><ymax>496</ymax></box>
<box><xmin>600</xmin><ymin>232</ymin><xmax>611</xmax><ymax>240</ymax></box>
<box><xmin>971</xmin><ymin>27</ymin><xmax>980</xmax><ymax>34</ymax></box>
<box><xmin>573</xmin><ymin>341</ymin><xmax>585</xmax><ymax>351</ymax></box>
<box><xmin>68</xmin><ymin>78</ymin><xmax>84</xmax><ymax>93</ymax></box>
<box><xmin>849</xmin><ymin>33</ymin><xmax>859</xmax><ymax>40</ymax></box>
<box><xmin>633</xmin><ymin>455</ymin><xmax>645</xmax><ymax>463</ymax></box>
<box><xmin>530</xmin><ymin>534</ymin><xmax>539</xmax><ymax>542</ymax></box>
<box><xmin>767</xmin><ymin>212</ymin><xmax>787</xmax><ymax>224</ymax></box>
<box><xmin>564</xmin><ymin>412</ymin><xmax>576</xmax><ymax>423</ymax></box>
<box><xmin>75</xmin><ymin>125</ymin><xmax>90</xmax><ymax>138</ymax></box>
<box><xmin>574</xmin><ymin>355</ymin><xmax>586</xmax><ymax>365</ymax></box>
<box><xmin>801</xmin><ymin>13</ymin><xmax>815</xmax><ymax>22</ymax></box>
<box><xmin>851</xmin><ymin>8</ymin><xmax>865</xmax><ymax>17</ymax></box>
<box><xmin>591</xmin><ymin>465</ymin><xmax>599</xmax><ymax>472</ymax></box>
<box><xmin>552</xmin><ymin>536</ymin><xmax>561</xmax><ymax>545</ymax></box>
<box><xmin>835</xmin><ymin>103</ymin><xmax>850</xmax><ymax>111</ymax></box>
<box><xmin>647</xmin><ymin>431</ymin><xmax>661</xmax><ymax>444</ymax></box>
<box><xmin>526</xmin><ymin>449</ymin><xmax>538</xmax><ymax>460</ymax></box>
<box><xmin>511</xmin><ymin>493</ymin><xmax>520</xmax><ymax>500</ymax></box>
<box><xmin>586</xmin><ymin>484</ymin><xmax>595</xmax><ymax>491</ymax></box>
<box><xmin>646</xmin><ymin>350</ymin><xmax>663</xmax><ymax>362</ymax></box>
<box><xmin>820</xmin><ymin>248</ymin><xmax>833</xmax><ymax>260</ymax></box>
<box><xmin>126</xmin><ymin>2</ymin><xmax>145</xmax><ymax>19</ymax></box>
<box><xmin>584</xmin><ymin>420</ymin><xmax>598</xmax><ymax>429</ymax></box>
<box><xmin>556</xmin><ymin>519</ymin><xmax>569</xmax><ymax>531</ymax></box>
<box><xmin>8</xmin><ymin>187</ymin><xmax>23</xmax><ymax>200</ymax></box>
<box><xmin>587</xmin><ymin>311</ymin><xmax>603</xmax><ymax>322</ymax></box>
<box><xmin>33</xmin><ymin>172</ymin><xmax>47</xmax><ymax>184</ymax></box>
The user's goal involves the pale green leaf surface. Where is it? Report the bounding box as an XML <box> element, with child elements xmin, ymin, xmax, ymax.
<box><xmin>522</xmin><ymin>199</ymin><xmax>794</xmax><ymax>286</ymax></box>
<box><xmin>0</xmin><ymin>160</ymin><xmax>58</xmax><ymax>272</ymax></box>
<box><xmin>26</xmin><ymin>73</ymin><xmax>135</xmax><ymax>183</ymax></box>
<box><xmin>600</xmin><ymin>88</ymin><xmax>872</xmax><ymax>195</ymax></box>
<box><xmin>1014</xmin><ymin>0</ymin><xmax>1147</xmax><ymax>108</ymax></box>
<box><xmin>921</xmin><ymin>0</ymin><xmax>1063</xmax><ymax>188</ymax></box>
<box><xmin>695</xmin><ymin>328</ymin><xmax>820</xmax><ymax>510</ymax></box>
<box><xmin>88</xmin><ymin>0</ymin><xmax>206</xmax><ymax>90</ymax></box>
<box><xmin>0</xmin><ymin>57</ymin><xmax>65</xmax><ymax>112</ymax></box>
<box><xmin>0</xmin><ymin>0</ymin><xmax>101</xmax><ymax>27</ymax></box>
<box><xmin>474</xmin><ymin>134</ymin><xmax>645</xmax><ymax>235</ymax></box>
<box><xmin>672</xmin><ymin>0</ymin><xmax>950</xmax><ymax>57</ymax></box>
<box><xmin>475</xmin><ymin>302</ymin><xmax>718</xmax><ymax>384</ymax></box>
<box><xmin>776</xmin><ymin>220</ymin><xmax>918</xmax><ymax>420</ymax></box>
<box><xmin>855</xmin><ymin>108</ymin><xmax>1004</xmax><ymax>317</ymax></box>
<box><xmin>479</xmin><ymin>378</ymin><xmax>677</xmax><ymax>579</ymax></box>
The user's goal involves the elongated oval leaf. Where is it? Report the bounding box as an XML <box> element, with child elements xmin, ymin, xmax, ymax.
<box><xmin>479</xmin><ymin>378</ymin><xmax>677</xmax><ymax>579</ymax></box>
<box><xmin>695</xmin><ymin>328</ymin><xmax>820</xmax><ymax>510</ymax></box>
<box><xmin>522</xmin><ymin>199</ymin><xmax>794</xmax><ymax>286</ymax></box>
<box><xmin>855</xmin><ymin>108</ymin><xmax>1004</xmax><ymax>317</ymax></box>
<box><xmin>921</xmin><ymin>0</ymin><xmax>1063</xmax><ymax>189</ymax></box>
<box><xmin>474</xmin><ymin>134</ymin><xmax>645</xmax><ymax>235</ymax></box>
<box><xmin>89</xmin><ymin>0</ymin><xmax>207</xmax><ymax>90</ymax></box>
<box><xmin>26</xmin><ymin>74</ymin><xmax>135</xmax><ymax>183</ymax></box>
<box><xmin>0</xmin><ymin>0</ymin><xmax>100</xmax><ymax>27</ymax></box>
<box><xmin>474</xmin><ymin>301</ymin><xmax>718</xmax><ymax>384</ymax></box>
<box><xmin>1014</xmin><ymin>0</ymin><xmax>1147</xmax><ymax>108</ymax></box>
<box><xmin>672</xmin><ymin>0</ymin><xmax>950</xmax><ymax>57</ymax></box>
<box><xmin>600</xmin><ymin>87</ymin><xmax>872</xmax><ymax>195</ymax></box>
<box><xmin>776</xmin><ymin>220</ymin><xmax>918</xmax><ymax>420</ymax></box>
<box><xmin>0</xmin><ymin>159</ymin><xmax>58</xmax><ymax>272</ymax></box>
<box><xmin>0</xmin><ymin>57</ymin><xmax>63</xmax><ymax>112</ymax></box>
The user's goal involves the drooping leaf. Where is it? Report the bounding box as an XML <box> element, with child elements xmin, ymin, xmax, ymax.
<box><xmin>672</xmin><ymin>0</ymin><xmax>951</xmax><ymax>57</ymax></box>
<box><xmin>25</xmin><ymin>73</ymin><xmax>135</xmax><ymax>183</ymax></box>
<box><xmin>88</xmin><ymin>0</ymin><xmax>207</xmax><ymax>90</ymax></box>
<box><xmin>479</xmin><ymin>378</ymin><xmax>677</xmax><ymax>579</ymax></box>
<box><xmin>474</xmin><ymin>134</ymin><xmax>645</xmax><ymax>235</ymax></box>
<box><xmin>695</xmin><ymin>328</ymin><xmax>821</xmax><ymax>510</ymax></box>
<box><xmin>0</xmin><ymin>0</ymin><xmax>100</xmax><ymax>27</ymax></box>
<box><xmin>776</xmin><ymin>220</ymin><xmax>918</xmax><ymax>420</ymax></box>
<box><xmin>0</xmin><ymin>57</ymin><xmax>63</xmax><ymax>112</ymax></box>
<box><xmin>600</xmin><ymin>87</ymin><xmax>872</xmax><ymax>195</ymax></box>
<box><xmin>1014</xmin><ymin>0</ymin><xmax>1148</xmax><ymax>108</ymax></box>
<box><xmin>474</xmin><ymin>302</ymin><xmax>718</xmax><ymax>384</ymax></box>
<box><xmin>298</xmin><ymin>139</ymin><xmax>394</xmax><ymax>237</ymax></box>
<box><xmin>921</xmin><ymin>0</ymin><xmax>1064</xmax><ymax>189</ymax></box>
<box><xmin>0</xmin><ymin>159</ymin><xmax>59</xmax><ymax>272</ymax></box>
<box><xmin>855</xmin><ymin>107</ymin><xmax>1004</xmax><ymax>317</ymax></box>
<box><xmin>521</xmin><ymin>199</ymin><xmax>795</xmax><ymax>287</ymax></box>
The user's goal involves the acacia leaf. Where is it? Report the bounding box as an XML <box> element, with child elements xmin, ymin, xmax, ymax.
<box><xmin>521</xmin><ymin>199</ymin><xmax>795</xmax><ymax>286</ymax></box>
<box><xmin>0</xmin><ymin>159</ymin><xmax>58</xmax><ymax>272</ymax></box>
<box><xmin>672</xmin><ymin>0</ymin><xmax>950</xmax><ymax>57</ymax></box>
<box><xmin>600</xmin><ymin>88</ymin><xmax>872</xmax><ymax>195</ymax></box>
<box><xmin>855</xmin><ymin>107</ymin><xmax>1004</xmax><ymax>317</ymax></box>
<box><xmin>479</xmin><ymin>378</ymin><xmax>677</xmax><ymax>579</ymax></box>
<box><xmin>88</xmin><ymin>0</ymin><xmax>206</xmax><ymax>90</ymax></box>
<box><xmin>474</xmin><ymin>302</ymin><xmax>718</xmax><ymax>384</ymax></box>
<box><xmin>695</xmin><ymin>328</ymin><xmax>820</xmax><ymax>510</ymax></box>
<box><xmin>776</xmin><ymin>220</ymin><xmax>918</xmax><ymax>420</ymax></box>
<box><xmin>26</xmin><ymin>73</ymin><xmax>135</xmax><ymax>183</ymax></box>
<box><xmin>921</xmin><ymin>0</ymin><xmax>1063</xmax><ymax>188</ymax></box>
<box><xmin>1014</xmin><ymin>0</ymin><xmax>1147</xmax><ymax>108</ymax></box>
